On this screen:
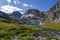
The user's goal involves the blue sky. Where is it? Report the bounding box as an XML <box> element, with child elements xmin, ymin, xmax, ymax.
<box><xmin>0</xmin><ymin>0</ymin><xmax>58</xmax><ymax>14</ymax></box>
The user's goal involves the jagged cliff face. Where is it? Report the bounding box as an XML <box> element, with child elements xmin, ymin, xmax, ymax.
<box><xmin>20</xmin><ymin>9</ymin><xmax>47</xmax><ymax>24</ymax></box>
<box><xmin>47</xmin><ymin>0</ymin><xmax>60</xmax><ymax>21</ymax></box>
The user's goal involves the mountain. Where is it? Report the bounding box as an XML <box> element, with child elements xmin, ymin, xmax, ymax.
<box><xmin>0</xmin><ymin>9</ymin><xmax>48</xmax><ymax>25</ymax></box>
<box><xmin>24</xmin><ymin>9</ymin><xmax>40</xmax><ymax>15</ymax></box>
<box><xmin>10</xmin><ymin>11</ymin><xmax>22</xmax><ymax>19</ymax></box>
<box><xmin>0</xmin><ymin>11</ymin><xmax>22</xmax><ymax>24</ymax></box>
<box><xmin>24</xmin><ymin>9</ymin><xmax>46</xmax><ymax>18</ymax></box>
<box><xmin>0</xmin><ymin>11</ymin><xmax>22</xmax><ymax>19</ymax></box>
<box><xmin>0</xmin><ymin>11</ymin><xmax>10</xmax><ymax>20</ymax></box>
<box><xmin>20</xmin><ymin>9</ymin><xmax>47</xmax><ymax>25</ymax></box>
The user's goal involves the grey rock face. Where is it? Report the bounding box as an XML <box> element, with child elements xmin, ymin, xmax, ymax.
<box><xmin>20</xmin><ymin>9</ymin><xmax>47</xmax><ymax>25</ymax></box>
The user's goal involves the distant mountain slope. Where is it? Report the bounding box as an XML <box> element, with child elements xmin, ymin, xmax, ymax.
<box><xmin>0</xmin><ymin>11</ymin><xmax>22</xmax><ymax>24</ymax></box>
<box><xmin>20</xmin><ymin>9</ymin><xmax>47</xmax><ymax>25</ymax></box>
<box><xmin>10</xmin><ymin>11</ymin><xmax>22</xmax><ymax>19</ymax></box>
<box><xmin>0</xmin><ymin>11</ymin><xmax>10</xmax><ymax>20</ymax></box>
<box><xmin>0</xmin><ymin>9</ymin><xmax>48</xmax><ymax>25</ymax></box>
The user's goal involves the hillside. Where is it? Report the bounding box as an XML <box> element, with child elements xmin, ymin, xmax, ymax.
<box><xmin>43</xmin><ymin>22</ymin><xmax>60</xmax><ymax>30</ymax></box>
<box><xmin>0</xmin><ymin>9</ymin><xmax>60</xmax><ymax>40</ymax></box>
<box><xmin>0</xmin><ymin>17</ymin><xmax>60</xmax><ymax>40</ymax></box>
<box><xmin>0</xmin><ymin>17</ymin><xmax>43</xmax><ymax>40</ymax></box>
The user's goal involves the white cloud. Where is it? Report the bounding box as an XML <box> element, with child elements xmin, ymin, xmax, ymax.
<box><xmin>0</xmin><ymin>5</ymin><xmax>23</xmax><ymax>14</ymax></box>
<box><xmin>14</xmin><ymin>0</ymin><xmax>17</xmax><ymax>4</ymax></box>
<box><xmin>23</xmin><ymin>3</ymin><xmax>29</xmax><ymax>7</ymax></box>
<box><xmin>22</xmin><ymin>3</ymin><xmax>33</xmax><ymax>8</ymax></box>
<box><xmin>13</xmin><ymin>0</ymin><xmax>21</xmax><ymax>4</ymax></box>
<box><xmin>6</xmin><ymin>0</ymin><xmax>11</xmax><ymax>4</ymax></box>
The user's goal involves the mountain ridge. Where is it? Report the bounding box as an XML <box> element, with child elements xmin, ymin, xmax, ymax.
<box><xmin>0</xmin><ymin>9</ymin><xmax>48</xmax><ymax>26</ymax></box>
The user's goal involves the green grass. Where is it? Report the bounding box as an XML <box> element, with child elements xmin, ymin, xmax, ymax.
<box><xmin>0</xmin><ymin>18</ymin><xmax>43</xmax><ymax>39</ymax></box>
<box><xmin>43</xmin><ymin>22</ymin><xmax>60</xmax><ymax>30</ymax></box>
<box><xmin>1</xmin><ymin>17</ymin><xmax>60</xmax><ymax>40</ymax></box>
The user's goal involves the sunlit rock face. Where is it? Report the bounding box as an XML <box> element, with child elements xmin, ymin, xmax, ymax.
<box><xmin>20</xmin><ymin>9</ymin><xmax>47</xmax><ymax>25</ymax></box>
<box><xmin>47</xmin><ymin>0</ymin><xmax>60</xmax><ymax>21</ymax></box>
